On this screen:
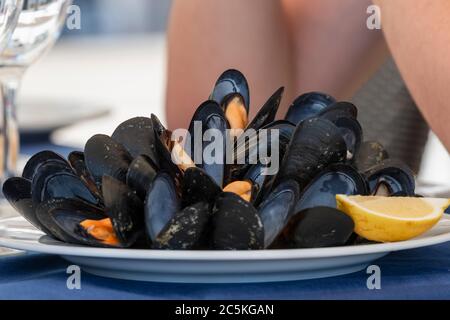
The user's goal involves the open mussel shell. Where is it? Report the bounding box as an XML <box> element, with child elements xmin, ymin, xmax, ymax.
<box><xmin>112</xmin><ymin>117</ymin><xmax>159</xmax><ymax>167</ymax></box>
<box><xmin>153</xmin><ymin>121</ymin><xmax>184</xmax><ymax>186</ymax></box>
<box><xmin>181</xmin><ymin>167</ymin><xmax>221</xmax><ymax>208</ymax></box>
<box><xmin>257</xmin><ymin>180</ymin><xmax>299</xmax><ymax>248</ymax></box>
<box><xmin>126</xmin><ymin>155</ymin><xmax>157</xmax><ymax>200</ymax></box>
<box><xmin>222</xmin><ymin>93</ymin><xmax>248</xmax><ymax>133</ymax></box>
<box><xmin>277</xmin><ymin>207</ymin><xmax>355</xmax><ymax>248</ymax></box>
<box><xmin>321</xmin><ymin>117</ymin><xmax>362</xmax><ymax>160</ymax></box>
<box><xmin>102</xmin><ymin>175</ymin><xmax>144</xmax><ymax>247</ymax></box>
<box><xmin>246</xmin><ymin>87</ymin><xmax>284</xmax><ymax>132</ymax></box>
<box><xmin>211</xmin><ymin>69</ymin><xmax>250</xmax><ymax>113</ymax></box>
<box><xmin>318</xmin><ymin>101</ymin><xmax>358</xmax><ymax>120</ymax></box>
<box><xmin>295</xmin><ymin>164</ymin><xmax>368</xmax><ymax>213</ymax></box>
<box><xmin>144</xmin><ymin>172</ymin><xmax>180</xmax><ymax>241</ymax></box>
<box><xmin>354</xmin><ymin>141</ymin><xmax>389</xmax><ymax>172</ymax></box>
<box><xmin>274</xmin><ymin>117</ymin><xmax>347</xmax><ymax>190</ymax></box>
<box><xmin>31</xmin><ymin>161</ymin><xmax>74</xmax><ymax>205</ymax></box>
<box><xmin>364</xmin><ymin>159</ymin><xmax>415</xmax><ymax>196</ymax></box>
<box><xmin>223</xmin><ymin>179</ymin><xmax>258</xmax><ymax>204</ymax></box>
<box><xmin>211</xmin><ymin>192</ymin><xmax>264</xmax><ymax>250</ymax></box>
<box><xmin>2</xmin><ymin>177</ymin><xmax>47</xmax><ymax>233</ymax></box>
<box><xmin>84</xmin><ymin>134</ymin><xmax>133</xmax><ymax>187</ymax></box>
<box><xmin>153</xmin><ymin>201</ymin><xmax>211</xmax><ymax>250</ymax></box>
<box><xmin>22</xmin><ymin>150</ymin><xmax>68</xmax><ymax>180</ymax></box>
<box><xmin>68</xmin><ymin>151</ymin><xmax>102</xmax><ymax>200</ymax></box>
<box><xmin>187</xmin><ymin>100</ymin><xmax>228</xmax><ymax>187</ymax></box>
<box><xmin>36</xmin><ymin>198</ymin><xmax>108</xmax><ymax>246</ymax></box>
<box><xmin>39</xmin><ymin>172</ymin><xmax>102</xmax><ymax>207</ymax></box>
<box><xmin>230</xmin><ymin>120</ymin><xmax>295</xmax><ymax>183</ymax></box>
<box><xmin>284</xmin><ymin>92</ymin><xmax>336</xmax><ymax>125</ymax></box>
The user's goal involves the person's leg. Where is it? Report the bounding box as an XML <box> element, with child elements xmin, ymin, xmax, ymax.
<box><xmin>282</xmin><ymin>0</ymin><xmax>388</xmax><ymax>100</ymax></box>
<box><xmin>166</xmin><ymin>0</ymin><xmax>293</xmax><ymax>130</ymax></box>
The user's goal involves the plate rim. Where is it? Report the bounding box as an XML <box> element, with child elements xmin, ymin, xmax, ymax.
<box><xmin>1</xmin><ymin>230</ymin><xmax>449</xmax><ymax>261</ymax></box>
<box><xmin>1</xmin><ymin>215</ymin><xmax>449</xmax><ymax>261</ymax></box>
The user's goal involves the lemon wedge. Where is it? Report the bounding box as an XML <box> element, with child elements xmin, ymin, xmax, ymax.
<box><xmin>336</xmin><ymin>195</ymin><xmax>450</xmax><ymax>242</ymax></box>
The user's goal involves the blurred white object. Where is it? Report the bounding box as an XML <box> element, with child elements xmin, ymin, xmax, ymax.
<box><xmin>21</xmin><ymin>34</ymin><xmax>167</xmax><ymax>147</ymax></box>
<box><xmin>417</xmin><ymin>132</ymin><xmax>450</xmax><ymax>197</ymax></box>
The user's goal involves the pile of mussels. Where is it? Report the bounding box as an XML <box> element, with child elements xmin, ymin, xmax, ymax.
<box><xmin>2</xmin><ymin>70</ymin><xmax>416</xmax><ymax>250</ymax></box>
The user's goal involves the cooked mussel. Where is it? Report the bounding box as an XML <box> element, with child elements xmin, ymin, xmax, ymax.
<box><xmin>211</xmin><ymin>192</ymin><xmax>264</xmax><ymax>250</ymax></box>
<box><xmin>211</xmin><ymin>69</ymin><xmax>250</xmax><ymax>113</ymax></box>
<box><xmin>3</xmin><ymin>177</ymin><xmax>45</xmax><ymax>233</ymax></box>
<box><xmin>112</xmin><ymin>117</ymin><xmax>159</xmax><ymax>166</ymax></box>
<box><xmin>153</xmin><ymin>201</ymin><xmax>210</xmax><ymax>250</ymax></box>
<box><xmin>245</xmin><ymin>87</ymin><xmax>284</xmax><ymax>132</ymax></box>
<box><xmin>102</xmin><ymin>175</ymin><xmax>144</xmax><ymax>247</ymax></box>
<box><xmin>355</xmin><ymin>141</ymin><xmax>389</xmax><ymax>172</ymax></box>
<box><xmin>181</xmin><ymin>167</ymin><xmax>221</xmax><ymax>208</ymax></box>
<box><xmin>277</xmin><ymin>206</ymin><xmax>355</xmax><ymax>248</ymax></box>
<box><xmin>295</xmin><ymin>164</ymin><xmax>368</xmax><ymax>212</ymax></box>
<box><xmin>84</xmin><ymin>134</ymin><xmax>132</xmax><ymax>187</ymax></box>
<box><xmin>126</xmin><ymin>155</ymin><xmax>157</xmax><ymax>200</ymax></box>
<box><xmin>257</xmin><ymin>180</ymin><xmax>299</xmax><ymax>247</ymax></box>
<box><xmin>364</xmin><ymin>159</ymin><xmax>415</xmax><ymax>196</ymax></box>
<box><xmin>144</xmin><ymin>172</ymin><xmax>180</xmax><ymax>241</ymax></box>
<box><xmin>36</xmin><ymin>198</ymin><xmax>109</xmax><ymax>246</ymax></box>
<box><xmin>68</xmin><ymin>151</ymin><xmax>102</xmax><ymax>200</ymax></box>
<box><xmin>274</xmin><ymin>117</ymin><xmax>347</xmax><ymax>190</ymax></box>
<box><xmin>22</xmin><ymin>150</ymin><xmax>68</xmax><ymax>180</ymax></box>
<box><xmin>284</xmin><ymin>92</ymin><xmax>336</xmax><ymax>125</ymax></box>
<box><xmin>187</xmin><ymin>100</ymin><xmax>228</xmax><ymax>187</ymax></box>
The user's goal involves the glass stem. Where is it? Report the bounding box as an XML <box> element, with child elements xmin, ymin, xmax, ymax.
<box><xmin>0</xmin><ymin>68</ymin><xmax>22</xmax><ymax>183</ymax></box>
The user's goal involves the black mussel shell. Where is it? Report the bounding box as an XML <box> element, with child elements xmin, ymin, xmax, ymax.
<box><xmin>111</xmin><ymin>117</ymin><xmax>159</xmax><ymax>167</ymax></box>
<box><xmin>284</xmin><ymin>92</ymin><xmax>336</xmax><ymax>125</ymax></box>
<box><xmin>126</xmin><ymin>155</ymin><xmax>157</xmax><ymax>200</ymax></box>
<box><xmin>279</xmin><ymin>207</ymin><xmax>355</xmax><ymax>248</ymax></box>
<box><xmin>242</xmin><ymin>164</ymin><xmax>272</xmax><ymax>205</ymax></box>
<box><xmin>257</xmin><ymin>180</ymin><xmax>299</xmax><ymax>248</ymax></box>
<box><xmin>39</xmin><ymin>172</ymin><xmax>102</xmax><ymax>207</ymax></box>
<box><xmin>36</xmin><ymin>198</ymin><xmax>107</xmax><ymax>245</ymax></box>
<box><xmin>318</xmin><ymin>101</ymin><xmax>358</xmax><ymax>120</ymax></box>
<box><xmin>31</xmin><ymin>161</ymin><xmax>74</xmax><ymax>205</ymax></box>
<box><xmin>211</xmin><ymin>69</ymin><xmax>250</xmax><ymax>113</ymax></box>
<box><xmin>295</xmin><ymin>164</ymin><xmax>368</xmax><ymax>212</ymax></box>
<box><xmin>151</xmin><ymin>113</ymin><xmax>167</xmax><ymax>136</ymax></box>
<box><xmin>274</xmin><ymin>118</ymin><xmax>347</xmax><ymax>190</ymax></box>
<box><xmin>355</xmin><ymin>141</ymin><xmax>389</xmax><ymax>172</ymax></box>
<box><xmin>22</xmin><ymin>150</ymin><xmax>68</xmax><ymax>180</ymax></box>
<box><xmin>68</xmin><ymin>151</ymin><xmax>102</xmax><ymax>200</ymax></box>
<box><xmin>2</xmin><ymin>177</ymin><xmax>50</xmax><ymax>233</ymax></box>
<box><xmin>84</xmin><ymin>134</ymin><xmax>133</xmax><ymax>187</ymax></box>
<box><xmin>318</xmin><ymin>102</ymin><xmax>361</xmax><ymax>158</ymax></box>
<box><xmin>230</xmin><ymin>120</ymin><xmax>295</xmax><ymax>183</ymax></box>
<box><xmin>102</xmin><ymin>175</ymin><xmax>144</xmax><ymax>247</ymax></box>
<box><xmin>153</xmin><ymin>202</ymin><xmax>211</xmax><ymax>250</ymax></box>
<box><xmin>153</xmin><ymin>122</ymin><xmax>184</xmax><ymax>186</ymax></box>
<box><xmin>181</xmin><ymin>167</ymin><xmax>222</xmax><ymax>208</ymax></box>
<box><xmin>246</xmin><ymin>87</ymin><xmax>284</xmax><ymax>132</ymax></box>
<box><xmin>144</xmin><ymin>172</ymin><xmax>180</xmax><ymax>241</ymax></box>
<box><xmin>212</xmin><ymin>192</ymin><xmax>264</xmax><ymax>250</ymax></box>
<box><xmin>364</xmin><ymin>159</ymin><xmax>415</xmax><ymax>196</ymax></box>
<box><xmin>187</xmin><ymin>100</ymin><xmax>228</xmax><ymax>187</ymax></box>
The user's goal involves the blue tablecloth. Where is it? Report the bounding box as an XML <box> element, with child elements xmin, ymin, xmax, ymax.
<box><xmin>0</xmin><ymin>144</ymin><xmax>449</xmax><ymax>300</ymax></box>
<box><xmin>0</xmin><ymin>243</ymin><xmax>449</xmax><ymax>300</ymax></box>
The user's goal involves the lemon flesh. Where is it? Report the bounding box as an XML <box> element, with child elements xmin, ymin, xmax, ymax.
<box><xmin>336</xmin><ymin>195</ymin><xmax>450</xmax><ymax>242</ymax></box>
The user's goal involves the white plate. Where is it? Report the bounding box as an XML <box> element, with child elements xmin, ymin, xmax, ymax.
<box><xmin>1</xmin><ymin>215</ymin><xmax>450</xmax><ymax>283</ymax></box>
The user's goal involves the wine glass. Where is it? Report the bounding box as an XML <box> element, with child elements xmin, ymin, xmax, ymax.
<box><xmin>0</xmin><ymin>0</ymin><xmax>22</xmax><ymax>51</ymax></box>
<box><xmin>0</xmin><ymin>0</ymin><xmax>72</xmax><ymax>182</ymax></box>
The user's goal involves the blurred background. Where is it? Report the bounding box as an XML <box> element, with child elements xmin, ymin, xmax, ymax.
<box><xmin>19</xmin><ymin>0</ymin><xmax>449</xmax><ymax>193</ymax></box>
